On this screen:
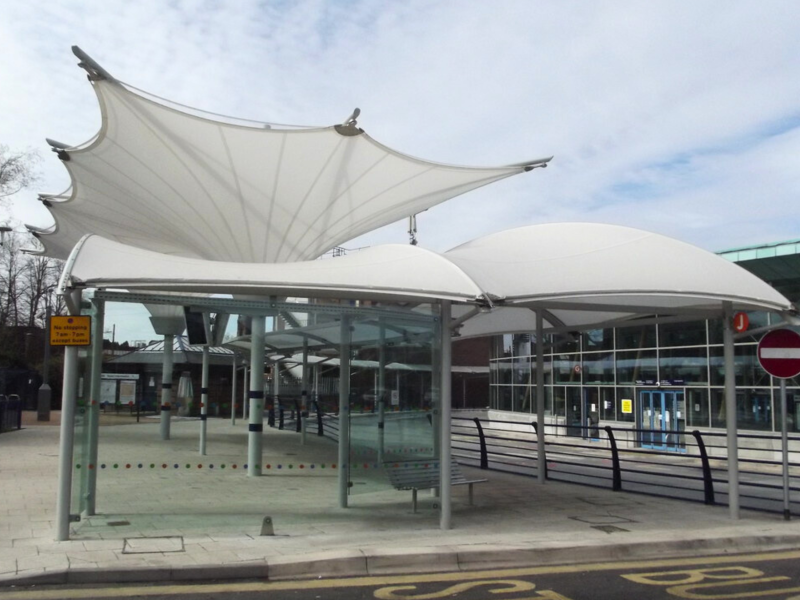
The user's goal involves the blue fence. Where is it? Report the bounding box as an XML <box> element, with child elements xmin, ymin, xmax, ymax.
<box><xmin>0</xmin><ymin>394</ymin><xmax>22</xmax><ymax>433</ymax></box>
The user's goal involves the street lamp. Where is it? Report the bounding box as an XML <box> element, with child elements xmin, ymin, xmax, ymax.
<box><xmin>37</xmin><ymin>288</ymin><xmax>53</xmax><ymax>422</ymax></box>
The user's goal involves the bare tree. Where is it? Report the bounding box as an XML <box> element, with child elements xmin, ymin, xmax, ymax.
<box><xmin>0</xmin><ymin>144</ymin><xmax>41</xmax><ymax>202</ymax></box>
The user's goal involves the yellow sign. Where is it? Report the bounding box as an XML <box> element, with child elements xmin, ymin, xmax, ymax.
<box><xmin>50</xmin><ymin>315</ymin><xmax>92</xmax><ymax>346</ymax></box>
<box><xmin>621</xmin><ymin>399</ymin><xmax>633</xmax><ymax>414</ymax></box>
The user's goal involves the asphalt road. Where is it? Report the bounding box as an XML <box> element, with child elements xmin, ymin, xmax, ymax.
<box><xmin>4</xmin><ymin>550</ymin><xmax>800</xmax><ymax>600</ymax></box>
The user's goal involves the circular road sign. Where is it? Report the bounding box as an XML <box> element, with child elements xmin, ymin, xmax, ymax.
<box><xmin>758</xmin><ymin>329</ymin><xmax>800</xmax><ymax>379</ymax></box>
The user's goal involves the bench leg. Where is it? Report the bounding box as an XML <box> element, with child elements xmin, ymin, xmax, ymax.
<box><xmin>412</xmin><ymin>489</ymin><xmax>418</xmax><ymax>513</ymax></box>
<box><xmin>469</xmin><ymin>483</ymin><xmax>474</xmax><ymax>505</ymax></box>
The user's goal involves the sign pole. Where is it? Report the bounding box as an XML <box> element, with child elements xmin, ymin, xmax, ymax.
<box><xmin>781</xmin><ymin>378</ymin><xmax>790</xmax><ymax>521</ymax></box>
<box><xmin>757</xmin><ymin>328</ymin><xmax>800</xmax><ymax>521</ymax></box>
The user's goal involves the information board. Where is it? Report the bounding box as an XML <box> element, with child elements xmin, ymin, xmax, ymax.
<box><xmin>50</xmin><ymin>316</ymin><xmax>92</xmax><ymax>346</ymax></box>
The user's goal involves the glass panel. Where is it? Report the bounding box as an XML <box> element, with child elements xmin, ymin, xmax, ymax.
<box><xmin>710</xmin><ymin>389</ymin><xmax>726</xmax><ymax>428</ymax></box>
<box><xmin>349</xmin><ymin>309</ymin><xmax>436</xmax><ymax>496</ymax></box>
<box><xmin>709</xmin><ymin>311</ymin><xmax>770</xmax><ymax>345</ymax></box>
<box><xmin>616</xmin><ymin>350</ymin><xmax>657</xmax><ymax>384</ymax></box>
<box><xmin>497</xmin><ymin>359</ymin><xmax>512</xmax><ymax>385</ymax></box>
<box><xmin>736</xmin><ymin>389</ymin><xmax>772</xmax><ymax>431</ymax></box>
<box><xmin>709</xmin><ymin>345</ymin><xmax>770</xmax><ymax>387</ymax></box>
<box><xmin>585</xmin><ymin>388</ymin><xmax>600</xmax><ymax>437</ymax></box>
<box><xmin>501</xmin><ymin>334</ymin><xmax>513</xmax><ymax>357</ymax></box>
<box><xmin>553</xmin><ymin>386</ymin><xmax>566</xmax><ymax>420</ymax></box>
<box><xmin>583</xmin><ymin>352</ymin><xmax>614</xmax><ymax>384</ymax></box>
<box><xmin>776</xmin><ymin>389</ymin><xmax>800</xmax><ymax>433</ymax></box>
<box><xmin>566</xmin><ymin>387</ymin><xmax>583</xmax><ymax>437</ymax></box>
<box><xmin>659</xmin><ymin>347</ymin><xmax>708</xmax><ymax>385</ymax></box>
<box><xmin>686</xmin><ymin>388</ymin><xmax>709</xmax><ymax>428</ymax></box>
<box><xmin>616</xmin><ymin>386</ymin><xmax>636</xmax><ymax>423</ymax></box>
<box><xmin>552</xmin><ymin>335</ymin><xmax>578</xmax><ymax>354</ymax></box>
<box><xmin>513</xmin><ymin>334</ymin><xmax>532</xmax><ymax>358</ymax></box>
<box><xmin>600</xmin><ymin>387</ymin><xmax>616</xmax><ymax>421</ymax></box>
<box><xmin>658</xmin><ymin>320</ymin><xmax>707</xmax><ymax>347</ymax></box>
<box><xmin>513</xmin><ymin>355</ymin><xmax>530</xmax><ymax>386</ymax></box>
<box><xmin>554</xmin><ymin>354</ymin><xmax>581</xmax><ymax>384</ymax></box>
<box><xmin>616</xmin><ymin>324</ymin><xmax>656</xmax><ymax>350</ymax></box>
<box><xmin>496</xmin><ymin>386</ymin><xmax>512</xmax><ymax>411</ymax></box>
<box><xmin>582</xmin><ymin>329</ymin><xmax>614</xmax><ymax>351</ymax></box>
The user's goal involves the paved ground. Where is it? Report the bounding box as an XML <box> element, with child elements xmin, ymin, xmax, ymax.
<box><xmin>3</xmin><ymin>411</ymin><xmax>800</xmax><ymax>586</ymax></box>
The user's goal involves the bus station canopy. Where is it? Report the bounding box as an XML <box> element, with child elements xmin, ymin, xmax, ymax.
<box><xmin>30</xmin><ymin>48</ymin><xmax>547</xmax><ymax>263</ymax></box>
<box><xmin>61</xmin><ymin>222</ymin><xmax>794</xmax><ymax>331</ymax></box>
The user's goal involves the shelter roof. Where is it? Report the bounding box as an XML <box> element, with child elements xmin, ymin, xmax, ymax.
<box><xmin>109</xmin><ymin>335</ymin><xmax>234</xmax><ymax>366</ymax></box>
<box><xmin>31</xmin><ymin>47</ymin><xmax>548</xmax><ymax>263</ymax></box>
<box><xmin>62</xmin><ymin>223</ymin><xmax>795</xmax><ymax>332</ymax></box>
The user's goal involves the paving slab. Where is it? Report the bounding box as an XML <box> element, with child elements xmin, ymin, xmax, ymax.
<box><xmin>3</xmin><ymin>414</ymin><xmax>800</xmax><ymax>586</ymax></box>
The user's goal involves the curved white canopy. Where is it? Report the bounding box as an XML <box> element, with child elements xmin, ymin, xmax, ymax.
<box><xmin>31</xmin><ymin>48</ymin><xmax>548</xmax><ymax>263</ymax></box>
<box><xmin>61</xmin><ymin>223</ymin><xmax>793</xmax><ymax>330</ymax></box>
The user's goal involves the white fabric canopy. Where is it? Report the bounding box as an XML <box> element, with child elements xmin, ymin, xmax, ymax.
<box><xmin>61</xmin><ymin>223</ymin><xmax>793</xmax><ymax>331</ymax></box>
<box><xmin>31</xmin><ymin>49</ymin><xmax>547</xmax><ymax>262</ymax></box>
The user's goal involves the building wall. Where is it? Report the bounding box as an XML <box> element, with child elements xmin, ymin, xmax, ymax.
<box><xmin>490</xmin><ymin>312</ymin><xmax>800</xmax><ymax>435</ymax></box>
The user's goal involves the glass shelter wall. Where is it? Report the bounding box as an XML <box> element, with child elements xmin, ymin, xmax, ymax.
<box><xmin>489</xmin><ymin>313</ymin><xmax>800</xmax><ymax>436</ymax></box>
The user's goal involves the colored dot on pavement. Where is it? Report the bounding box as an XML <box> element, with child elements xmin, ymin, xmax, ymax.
<box><xmin>150</xmin><ymin>464</ymin><xmax>155</xmax><ymax>469</ymax></box>
<box><xmin>266</xmin><ymin>464</ymin><xmax>271</xmax><ymax>469</ymax></box>
<box><xmin>288</xmin><ymin>464</ymin><xmax>293</xmax><ymax>469</ymax></box>
<box><xmin>162</xmin><ymin>464</ymin><xmax>167</xmax><ymax>469</ymax></box>
<box><xmin>232</xmin><ymin>464</ymin><xmax>237</xmax><ymax>469</ymax></box>
<box><xmin>277</xmin><ymin>465</ymin><xmax>282</xmax><ymax>469</ymax></box>
<box><xmin>101</xmin><ymin>464</ymin><xmax>106</xmax><ymax>469</ymax></box>
<box><xmin>113</xmin><ymin>464</ymin><xmax>118</xmax><ymax>469</ymax></box>
<box><xmin>76</xmin><ymin>464</ymin><xmax>81</xmax><ymax>469</ymax></box>
<box><xmin>186</xmin><ymin>464</ymin><xmax>191</xmax><ymax>469</ymax></box>
<box><xmin>209</xmin><ymin>464</ymin><xmax>214</xmax><ymax>469</ymax></box>
<box><xmin>174</xmin><ymin>464</ymin><xmax>179</xmax><ymax>469</ymax></box>
<box><xmin>197</xmin><ymin>464</ymin><xmax>202</xmax><ymax>469</ymax></box>
<box><xmin>299</xmin><ymin>464</ymin><xmax>304</xmax><ymax>469</ymax></box>
<box><xmin>220</xmin><ymin>464</ymin><xmax>225</xmax><ymax>469</ymax></box>
<box><xmin>125</xmin><ymin>464</ymin><xmax>131</xmax><ymax>469</ymax></box>
<box><xmin>138</xmin><ymin>464</ymin><xmax>143</xmax><ymax>469</ymax></box>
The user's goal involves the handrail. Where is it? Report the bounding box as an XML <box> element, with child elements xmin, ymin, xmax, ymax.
<box><xmin>473</xmin><ymin>418</ymin><xmax>488</xmax><ymax>469</ymax></box>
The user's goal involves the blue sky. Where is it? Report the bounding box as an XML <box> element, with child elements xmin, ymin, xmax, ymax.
<box><xmin>1</xmin><ymin>1</ymin><xmax>799</xmax><ymax>341</ymax></box>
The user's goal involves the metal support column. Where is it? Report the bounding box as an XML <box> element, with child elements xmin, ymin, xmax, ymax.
<box><xmin>231</xmin><ymin>354</ymin><xmax>237</xmax><ymax>426</ymax></box>
<box><xmin>781</xmin><ymin>379</ymin><xmax>791</xmax><ymax>520</ymax></box>
<box><xmin>55</xmin><ymin>289</ymin><xmax>82</xmax><ymax>541</ymax></box>
<box><xmin>86</xmin><ymin>297</ymin><xmax>104</xmax><ymax>515</ymax></box>
<box><xmin>301</xmin><ymin>339</ymin><xmax>309</xmax><ymax>445</ymax></box>
<box><xmin>378</xmin><ymin>323</ymin><xmax>386</xmax><ymax>463</ymax></box>
<box><xmin>160</xmin><ymin>334</ymin><xmax>174</xmax><ymax>441</ymax></box>
<box><xmin>199</xmin><ymin>345</ymin><xmax>209</xmax><ymax>455</ymax></box>
<box><xmin>242</xmin><ymin>365</ymin><xmax>248</xmax><ymax>419</ymax></box>
<box><xmin>248</xmin><ymin>316</ymin><xmax>266</xmax><ymax>477</ymax></box>
<box><xmin>338</xmin><ymin>316</ymin><xmax>351</xmax><ymax>508</ymax></box>
<box><xmin>440</xmin><ymin>301</ymin><xmax>453</xmax><ymax>530</ymax></box>
<box><xmin>722</xmin><ymin>301</ymin><xmax>739</xmax><ymax>519</ymax></box>
<box><xmin>536</xmin><ymin>310</ymin><xmax>546</xmax><ymax>483</ymax></box>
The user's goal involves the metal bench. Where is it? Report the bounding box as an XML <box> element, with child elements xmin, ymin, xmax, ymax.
<box><xmin>383</xmin><ymin>458</ymin><xmax>487</xmax><ymax>512</ymax></box>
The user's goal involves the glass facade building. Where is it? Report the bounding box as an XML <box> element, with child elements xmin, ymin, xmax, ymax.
<box><xmin>490</xmin><ymin>312</ymin><xmax>800</xmax><ymax>441</ymax></box>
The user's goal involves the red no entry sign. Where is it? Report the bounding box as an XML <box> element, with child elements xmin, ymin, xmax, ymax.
<box><xmin>758</xmin><ymin>329</ymin><xmax>800</xmax><ymax>379</ymax></box>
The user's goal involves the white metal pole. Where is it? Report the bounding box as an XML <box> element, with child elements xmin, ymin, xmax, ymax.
<box><xmin>301</xmin><ymin>338</ymin><xmax>309</xmax><ymax>445</ymax></box>
<box><xmin>781</xmin><ymin>378</ymin><xmax>791</xmax><ymax>520</ymax></box>
<box><xmin>242</xmin><ymin>365</ymin><xmax>248</xmax><ymax>419</ymax></box>
<box><xmin>248</xmin><ymin>316</ymin><xmax>266</xmax><ymax>476</ymax></box>
<box><xmin>86</xmin><ymin>297</ymin><xmax>104</xmax><ymax>514</ymax></box>
<box><xmin>200</xmin><ymin>345</ymin><xmax>209</xmax><ymax>455</ymax></box>
<box><xmin>722</xmin><ymin>302</ymin><xmax>739</xmax><ymax>519</ymax></box>
<box><xmin>338</xmin><ymin>316</ymin><xmax>351</xmax><ymax>508</ymax></box>
<box><xmin>231</xmin><ymin>354</ymin><xmax>237</xmax><ymax>426</ymax></box>
<box><xmin>55</xmin><ymin>289</ymin><xmax>82</xmax><ymax>541</ymax></box>
<box><xmin>536</xmin><ymin>310</ymin><xmax>546</xmax><ymax>483</ymax></box>
<box><xmin>440</xmin><ymin>300</ymin><xmax>453</xmax><ymax>530</ymax></box>
<box><xmin>160</xmin><ymin>334</ymin><xmax>174</xmax><ymax>441</ymax></box>
<box><xmin>378</xmin><ymin>323</ymin><xmax>386</xmax><ymax>463</ymax></box>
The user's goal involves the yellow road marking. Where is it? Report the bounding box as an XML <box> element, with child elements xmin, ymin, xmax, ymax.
<box><xmin>3</xmin><ymin>550</ymin><xmax>800</xmax><ymax>599</ymax></box>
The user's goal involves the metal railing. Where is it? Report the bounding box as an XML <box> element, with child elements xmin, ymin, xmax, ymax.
<box><xmin>0</xmin><ymin>394</ymin><xmax>22</xmax><ymax>433</ymax></box>
<box><xmin>452</xmin><ymin>416</ymin><xmax>800</xmax><ymax>516</ymax></box>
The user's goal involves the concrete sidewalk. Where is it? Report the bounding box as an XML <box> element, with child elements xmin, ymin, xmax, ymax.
<box><xmin>2</xmin><ymin>413</ymin><xmax>800</xmax><ymax>586</ymax></box>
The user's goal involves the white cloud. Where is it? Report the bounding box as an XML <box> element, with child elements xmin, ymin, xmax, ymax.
<box><xmin>1</xmin><ymin>0</ymin><xmax>799</xmax><ymax>338</ymax></box>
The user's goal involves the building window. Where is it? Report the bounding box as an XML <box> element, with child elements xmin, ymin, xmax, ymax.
<box><xmin>659</xmin><ymin>347</ymin><xmax>708</xmax><ymax>385</ymax></box>
<box><xmin>616</xmin><ymin>350</ymin><xmax>657</xmax><ymax>384</ymax></box>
